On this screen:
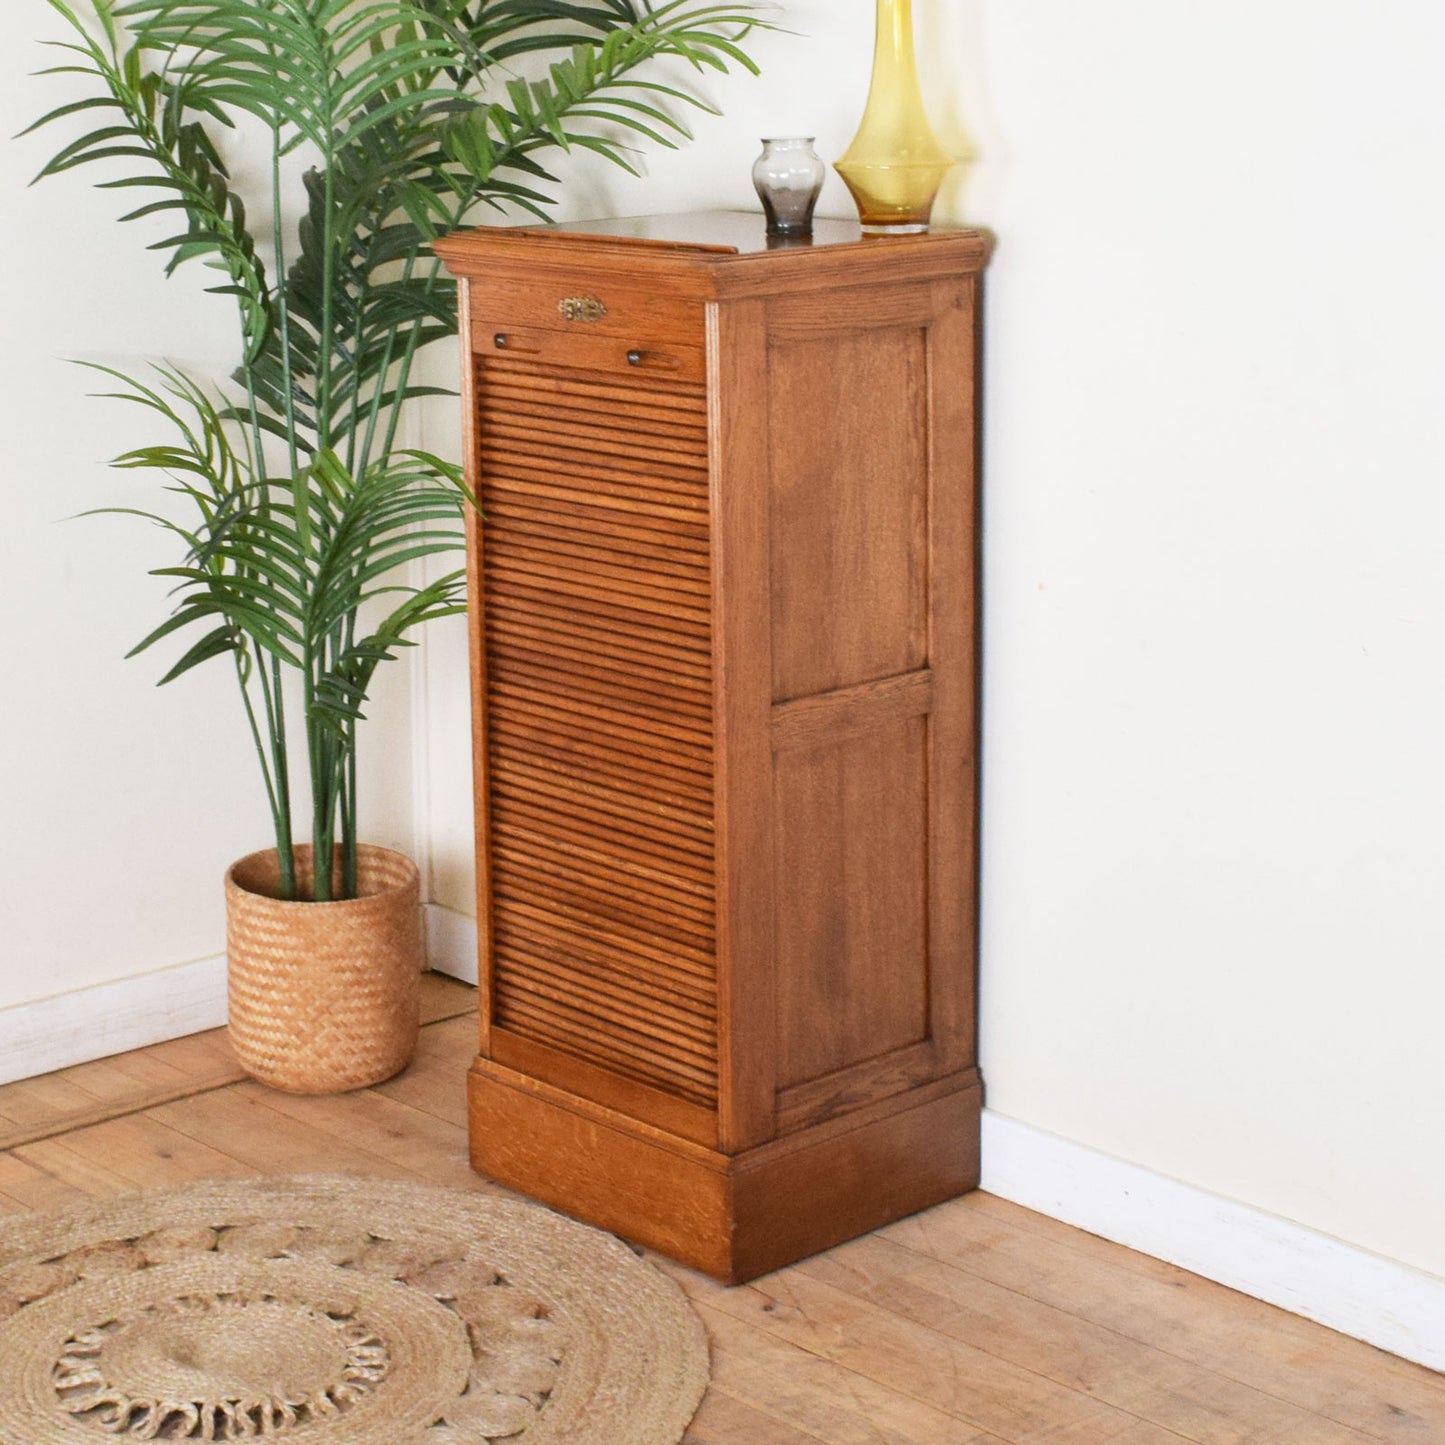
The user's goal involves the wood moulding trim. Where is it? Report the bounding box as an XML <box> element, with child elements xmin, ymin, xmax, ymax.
<box><xmin>471</xmin><ymin>1052</ymin><xmax>981</xmax><ymax>1176</ymax></box>
<box><xmin>775</xmin><ymin>1041</ymin><xmax>943</xmax><ymax>1134</ymax></box>
<box><xmin>707</xmin><ymin>295</ymin><xmax>777</xmax><ymax>1155</ymax></box>
<box><xmin>490</xmin><ymin>1028</ymin><xmax>717</xmax><ymax>1146</ymax></box>
<box><xmin>980</xmin><ymin>1109</ymin><xmax>1445</xmax><ymax>1375</ymax></box>
<box><xmin>771</xmin><ymin>668</ymin><xmax>935</xmax><ymax>752</ymax></box>
<box><xmin>709</xmin><ymin>242</ymin><xmax>991</xmax><ymax>300</ymax></box>
<box><xmin>468</xmin><ymin>1056</ymin><xmax>982</xmax><ymax>1284</ymax></box>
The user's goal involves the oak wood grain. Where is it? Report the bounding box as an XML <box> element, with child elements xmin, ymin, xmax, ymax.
<box><xmin>707</xmin><ymin>294</ymin><xmax>778</xmax><ymax>1154</ymax></box>
<box><xmin>889</xmin><ymin>1194</ymin><xmax>1445</xmax><ymax>1442</ymax></box>
<box><xmin>775</xmin><ymin>1041</ymin><xmax>939</xmax><ymax>1135</ymax></box>
<box><xmin>469</xmin><ymin>273</ymin><xmax>703</xmax><ymax>347</ymax></box>
<box><xmin>765</xmin><ymin>319</ymin><xmax>930</xmax><ymax>702</ymax></box>
<box><xmin>443</xmin><ymin>214</ymin><xmax>989</xmax><ymax>1281</ymax></box>
<box><xmin>797</xmin><ymin>1232</ymin><xmax>1380</xmax><ymax>1445</ymax></box>
<box><xmin>770</xmin><ymin>668</ymin><xmax>935</xmax><ymax>753</ymax></box>
<box><xmin>3</xmin><ymin>995</ymin><xmax>1442</xmax><ymax>1443</ymax></box>
<box><xmin>771</xmin><ymin>721</ymin><xmax>931</xmax><ymax>1091</ymax></box>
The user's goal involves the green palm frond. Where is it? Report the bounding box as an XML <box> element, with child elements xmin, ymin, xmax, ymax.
<box><xmin>114</xmin><ymin>0</ymin><xmax>460</xmax><ymax>155</ymax></box>
<box><xmin>417</xmin><ymin>0</ymin><xmax>648</xmax><ymax>63</ymax></box>
<box><xmin>28</xmin><ymin>4</ymin><xmax>273</xmax><ymax>360</ymax></box>
<box><xmin>31</xmin><ymin>0</ymin><xmax>766</xmax><ymax>896</ymax></box>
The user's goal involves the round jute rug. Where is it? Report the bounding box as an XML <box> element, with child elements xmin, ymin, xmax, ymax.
<box><xmin>0</xmin><ymin>1175</ymin><xmax>709</xmax><ymax>1444</ymax></box>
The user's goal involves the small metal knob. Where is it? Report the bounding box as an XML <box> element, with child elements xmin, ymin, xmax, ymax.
<box><xmin>493</xmin><ymin>333</ymin><xmax>508</xmax><ymax>349</ymax></box>
<box><xmin>626</xmin><ymin>350</ymin><xmax>642</xmax><ymax>367</ymax></box>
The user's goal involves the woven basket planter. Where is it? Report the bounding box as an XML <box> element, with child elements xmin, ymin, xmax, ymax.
<box><xmin>225</xmin><ymin>844</ymin><xmax>423</xmax><ymax>1094</ymax></box>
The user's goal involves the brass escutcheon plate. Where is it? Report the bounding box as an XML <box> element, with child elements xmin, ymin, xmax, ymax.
<box><xmin>557</xmin><ymin>295</ymin><xmax>608</xmax><ymax>322</ymax></box>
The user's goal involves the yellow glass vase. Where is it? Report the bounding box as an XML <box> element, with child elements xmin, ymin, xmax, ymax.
<box><xmin>836</xmin><ymin>0</ymin><xmax>954</xmax><ymax>232</ymax></box>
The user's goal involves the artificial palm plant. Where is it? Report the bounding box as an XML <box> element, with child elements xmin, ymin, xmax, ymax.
<box><xmin>30</xmin><ymin>0</ymin><xmax>763</xmax><ymax>901</ymax></box>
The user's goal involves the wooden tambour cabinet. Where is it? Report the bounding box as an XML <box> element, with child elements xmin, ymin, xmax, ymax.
<box><xmin>434</xmin><ymin>212</ymin><xmax>990</xmax><ymax>1284</ymax></box>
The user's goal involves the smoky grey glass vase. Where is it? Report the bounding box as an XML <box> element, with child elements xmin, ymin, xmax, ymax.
<box><xmin>752</xmin><ymin>137</ymin><xmax>825</xmax><ymax>237</ymax></box>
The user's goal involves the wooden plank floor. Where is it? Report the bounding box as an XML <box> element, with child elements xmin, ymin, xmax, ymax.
<box><xmin>1</xmin><ymin>977</ymin><xmax>1441</xmax><ymax>1442</ymax></box>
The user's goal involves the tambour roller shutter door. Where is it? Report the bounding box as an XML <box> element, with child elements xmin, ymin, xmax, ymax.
<box><xmin>474</xmin><ymin>355</ymin><xmax>718</xmax><ymax>1109</ymax></box>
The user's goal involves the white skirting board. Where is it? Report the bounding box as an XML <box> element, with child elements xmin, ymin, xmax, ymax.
<box><xmin>981</xmin><ymin>1109</ymin><xmax>1445</xmax><ymax>1374</ymax></box>
<box><xmin>0</xmin><ymin>904</ymin><xmax>480</xmax><ymax>1088</ymax></box>
<box><xmin>424</xmin><ymin>903</ymin><xmax>480</xmax><ymax>985</ymax></box>
<box><xmin>0</xmin><ymin>953</ymin><xmax>229</xmax><ymax>1089</ymax></box>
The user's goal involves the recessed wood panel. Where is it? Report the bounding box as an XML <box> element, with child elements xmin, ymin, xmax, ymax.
<box><xmin>767</xmin><ymin>324</ymin><xmax>930</xmax><ymax>703</ymax></box>
<box><xmin>476</xmin><ymin>355</ymin><xmax>718</xmax><ymax>1112</ymax></box>
<box><xmin>772</xmin><ymin>718</ymin><xmax>931</xmax><ymax>1092</ymax></box>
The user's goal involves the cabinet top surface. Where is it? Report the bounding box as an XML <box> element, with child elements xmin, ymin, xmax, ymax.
<box><xmin>433</xmin><ymin>210</ymin><xmax>990</xmax><ymax>279</ymax></box>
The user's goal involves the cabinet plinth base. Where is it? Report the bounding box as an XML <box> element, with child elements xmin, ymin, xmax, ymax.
<box><xmin>467</xmin><ymin>1057</ymin><xmax>982</xmax><ymax>1284</ymax></box>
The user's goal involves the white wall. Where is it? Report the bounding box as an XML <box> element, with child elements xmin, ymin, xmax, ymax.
<box><xmin>0</xmin><ymin>0</ymin><xmax>416</xmax><ymax>1015</ymax></box>
<box><xmin>1</xmin><ymin>0</ymin><xmax>254</xmax><ymax>1012</ymax></box>
<box><xmin>4</xmin><ymin>0</ymin><xmax>1444</xmax><ymax>1323</ymax></box>
<box><xmin>970</xmin><ymin>0</ymin><xmax>1445</xmax><ymax>1287</ymax></box>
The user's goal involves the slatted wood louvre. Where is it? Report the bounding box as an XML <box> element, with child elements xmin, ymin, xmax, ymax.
<box><xmin>475</xmin><ymin>355</ymin><xmax>720</xmax><ymax>1116</ymax></box>
<box><xmin>435</xmin><ymin>213</ymin><xmax>993</xmax><ymax>1283</ymax></box>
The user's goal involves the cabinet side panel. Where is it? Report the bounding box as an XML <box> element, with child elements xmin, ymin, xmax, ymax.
<box><xmin>767</xmin><ymin>326</ymin><xmax>929</xmax><ymax>702</ymax></box>
<box><xmin>474</xmin><ymin>355</ymin><xmax>719</xmax><ymax>1114</ymax></box>
<box><xmin>762</xmin><ymin>280</ymin><xmax>979</xmax><ymax>1114</ymax></box>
